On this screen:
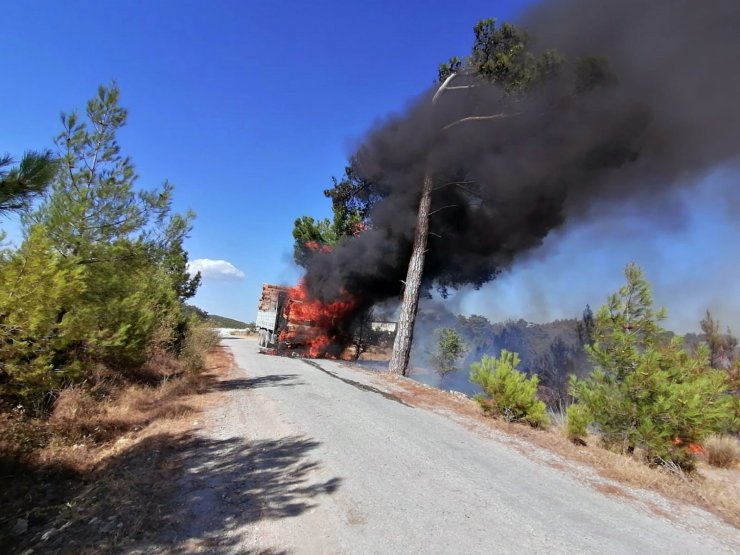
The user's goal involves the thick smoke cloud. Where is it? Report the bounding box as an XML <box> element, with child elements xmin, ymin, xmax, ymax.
<box><xmin>305</xmin><ymin>0</ymin><xmax>740</xmax><ymax>308</ymax></box>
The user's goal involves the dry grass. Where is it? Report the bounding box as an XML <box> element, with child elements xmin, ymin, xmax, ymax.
<box><xmin>37</xmin><ymin>376</ymin><xmax>200</xmax><ymax>470</ymax></box>
<box><xmin>364</xmin><ymin>369</ymin><xmax>740</xmax><ymax>528</ymax></box>
<box><xmin>0</xmin><ymin>345</ymin><xmax>234</xmax><ymax>551</ymax></box>
<box><xmin>357</xmin><ymin>345</ymin><xmax>393</xmax><ymax>362</ymax></box>
<box><xmin>180</xmin><ymin>325</ymin><xmax>221</xmax><ymax>372</ymax></box>
<box><xmin>704</xmin><ymin>435</ymin><xmax>740</xmax><ymax>469</ymax></box>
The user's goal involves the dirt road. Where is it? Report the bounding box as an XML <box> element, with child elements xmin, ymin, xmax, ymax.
<box><xmin>156</xmin><ymin>337</ymin><xmax>739</xmax><ymax>554</ymax></box>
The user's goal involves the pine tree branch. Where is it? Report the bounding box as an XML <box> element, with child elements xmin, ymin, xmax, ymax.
<box><xmin>428</xmin><ymin>204</ymin><xmax>458</xmax><ymax>216</ymax></box>
<box><xmin>432</xmin><ymin>72</ymin><xmax>459</xmax><ymax>103</ymax></box>
<box><xmin>432</xmin><ymin>180</ymin><xmax>476</xmax><ymax>191</ymax></box>
<box><xmin>443</xmin><ymin>112</ymin><xmax>519</xmax><ymax>131</ymax></box>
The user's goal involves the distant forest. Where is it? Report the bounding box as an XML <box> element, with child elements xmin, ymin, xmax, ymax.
<box><xmin>207</xmin><ymin>315</ymin><xmax>250</xmax><ymax>329</ymax></box>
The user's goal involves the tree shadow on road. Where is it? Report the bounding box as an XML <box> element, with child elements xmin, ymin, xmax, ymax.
<box><xmin>12</xmin><ymin>432</ymin><xmax>340</xmax><ymax>554</ymax></box>
<box><xmin>215</xmin><ymin>373</ymin><xmax>303</xmax><ymax>391</ymax></box>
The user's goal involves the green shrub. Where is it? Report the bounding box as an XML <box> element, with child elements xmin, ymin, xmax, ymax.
<box><xmin>430</xmin><ymin>327</ymin><xmax>467</xmax><ymax>376</ymax></box>
<box><xmin>469</xmin><ymin>350</ymin><xmax>549</xmax><ymax>428</ymax></box>
<box><xmin>566</xmin><ymin>403</ymin><xmax>591</xmax><ymax>441</ymax></box>
<box><xmin>0</xmin><ymin>228</ymin><xmax>88</xmax><ymax>404</ymax></box>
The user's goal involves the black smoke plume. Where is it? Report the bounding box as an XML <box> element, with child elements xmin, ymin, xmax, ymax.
<box><xmin>305</xmin><ymin>0</ymin><xmax>740</xmax><ymax>308</ymax></box>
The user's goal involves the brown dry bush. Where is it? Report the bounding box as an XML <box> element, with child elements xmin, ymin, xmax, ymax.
<box><xmin>0</xmin><ymin>408</ymin><xmax>51</xmax><ymax>459</ymax></box>
<box><xmin>704</xmin><ymin>434</ymin><xmax>740</xmax><ymax>468</ymax></box>
<box><xmin>179</xmin><ymin>325</ymin><xmax>220</xmax><ymax>372</ymax></box>
<box><xmin>1</xmin><ymin>326</ymin><xmax>220</xmax><ymax>467</ymax></box>
<box><xmin>134</xmin><ymin>351</ymin><xmax>183</xmax><ymax>384</ymax></box>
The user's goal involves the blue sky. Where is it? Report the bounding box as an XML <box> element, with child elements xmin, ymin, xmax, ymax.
<box><xmin>2</xmin><ymin>0</ymin><xmax>738</xmax><ymax>332</ymax></box>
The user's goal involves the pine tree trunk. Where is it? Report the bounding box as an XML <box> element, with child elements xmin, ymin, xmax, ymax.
<box><xmin>387</xmin><ymin>72</ymin><xmax>458</xmax><ymax>376</ymax></box>
<box><xmin>388</xmin><ymin>173</ymin><xmax>433</xmax><ymax>375</ymax></box>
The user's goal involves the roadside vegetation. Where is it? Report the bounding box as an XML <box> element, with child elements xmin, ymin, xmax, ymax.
<box><xmin>0</xmin><ymin>84</ymin><xmax>219</xmax><ymax>547</ymax></box>
<box><xmin>462</xmin><ymin>263</ymin><xmax>738</xmax><ymax>471</ymax></box>
<box><xmin>470</xmin><ymin>350</ymin><xmax>549</xmax><ymax>428</ymax></box>
<box><xmin>566</xmin><ymin>264</ymin><xmax>737</xmax><ymax>470</ymax></box>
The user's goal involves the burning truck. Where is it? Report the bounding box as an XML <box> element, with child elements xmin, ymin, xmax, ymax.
<box><xmin>255</xmin><ymin>282</ymin><xmax>357</xmax><ymax>358</ymax></box>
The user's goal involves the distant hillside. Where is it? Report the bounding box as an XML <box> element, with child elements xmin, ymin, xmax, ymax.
<box><xmin>409</xmin><ymin>302</ymin><xmax>594</xmax><ymax>403</ymax></box>
<box><xmin>205</xmin><ymin>314</ymin><xmax>249</xmax><ymax>328</ymax></box>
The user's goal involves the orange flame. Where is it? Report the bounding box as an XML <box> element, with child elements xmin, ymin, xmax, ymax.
<box><xmin>672</xmin><ymin>437</ymin><xmax>705</xmax><ymax>455</ymax></box>
<box><xmin>279</xmin><ymin>280</ymin><xmax>357</xmax><ymax>358</ymax></box>
<box><xmin>351</xmin><ymin>221</ymin><xmax>371</xmax><ymax>236</ymax></box>
<box><xmin>304</xmin><ymin>240</ymin><xmax>333</xmax><ymax>253</ymax></box>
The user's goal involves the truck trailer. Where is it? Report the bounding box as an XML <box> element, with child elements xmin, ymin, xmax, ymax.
<box><xmin>255</xmin><ymin>284</ymin><xmax>289</xmax><ymax>348</ymax></box>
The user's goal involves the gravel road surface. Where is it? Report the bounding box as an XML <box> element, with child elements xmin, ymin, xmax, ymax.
<box><xmin>167</xmin><ymin>337</ymin><xmax>739</xmax><ymax>554</ymax></box>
